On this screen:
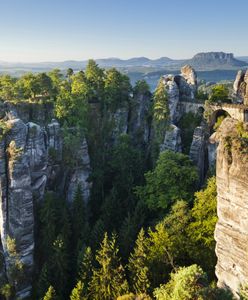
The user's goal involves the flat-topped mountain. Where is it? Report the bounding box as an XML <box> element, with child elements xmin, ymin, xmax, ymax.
<box><xmin>186</xmin><ymin>52</ymin><xmax>247</xmax><ymax>69</ymax></box>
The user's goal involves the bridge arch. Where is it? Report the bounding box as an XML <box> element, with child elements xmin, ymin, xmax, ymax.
<box><xmin>210</xmin><ymin>109</ymin><xmax>230</xmax><ymax>130</ymax></box>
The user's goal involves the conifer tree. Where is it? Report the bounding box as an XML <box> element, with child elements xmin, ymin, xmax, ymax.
<box><xmin>89</xmin><ymin>233</ymin><xmax>129</xmax><ymax>299</ymax></box>
<box><xmin>43</xmin><ymin>286</ymin><xmax>57</xmax><ymax>300</ymax></box>
<box><xmin>70</xmin><ymin>281</ymin><xmax>85</xmax><ymax>300</ymax></box>
<box><xmin>128</xmin><ymin>228</ymin><xmax>150</xmax><ymax>295</ymax></box>
<box><xmin>77</xmin><ymin>246</ymin><xmax>93</xmax><ymax>296</ymax></box>
<box><xmin>72</xmin><ymin>185</ymin><xmax>88</xmax><ymax>250</ymax></box>
<box><xmin>37</xmin><ymin>263</ymin><xmax>51</xmax><ymax>299</ymax></box>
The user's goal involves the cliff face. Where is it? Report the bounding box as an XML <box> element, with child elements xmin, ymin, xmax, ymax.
<box><xmin>0</xmin><ymin>104</ymin><xmax>91</xmax><ymax>298</ymax></box>
<box><xmin>159</xmin><ymin>65</ymin><xmax>198</xmax><ymax>153</ymax></box>
<box><xmin>233</xmin><ymin>69</ymin><xmax>248</xmax><ymax>105</ymax></box>
<box><xmin>212</xmin><ymin>118</ymin><xmax>248</xmax><ymax>297</ymax></box>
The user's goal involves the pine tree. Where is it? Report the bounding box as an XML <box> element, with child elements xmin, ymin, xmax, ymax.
<box><xmin>128</xmin><ymin>228</ymin><xmax>150</xmax><ymax>295</ymax></box>
<box><xmin>90</xmin><ymin>218</ymin><xmax>105</xmax><ymax>250</ymax></box>
<box><xmin>70</xmin><ymin>281</ymin><xmax>86</xmax><ymax>300</ymax></box>
<box><xmin>77</xmin><ymin>246</ymin><xmax>93</xmax><ymax>295</ymax></box>
<box><xmin>37</xmin><ymin>263</ymin><xmax>51</xmax><ymax>299</ymax></box>
<box><xmin>72</xmin><ymin>185</ymin><xmax>88</xmax><ymax>250</ymax></box>
<box><xmin>89</xmin><ymin>233</ymin><xmax>129</xmax><ymax>299</ymax></box>
<box><xmin>43</xmin><ymin>286</ymin><xmax>57</xmax><ymax>300</ymax></box>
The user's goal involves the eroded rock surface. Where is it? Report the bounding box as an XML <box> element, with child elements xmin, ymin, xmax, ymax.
<box><xmin>0</xmin><ymin>110</ymin><xmax>91</xmax><ymax>298</ymax></box>
<box><xmin>233</xmin><ymin>69</ymin><xmax>248</xmax><ymax>105</ymax></box>
<box><xmin>160</xmin><ymin>124</ymin><xmax>182</xmax><ymax>153</ymax></box>
<box><xmin>213</xmin><ymin>118</ymin><xmax>248</xmax><ymax>297</ymax></box>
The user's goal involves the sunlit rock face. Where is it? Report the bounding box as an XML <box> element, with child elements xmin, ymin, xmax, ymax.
<box><xmin>213</xmin><ymin>118</ymin><xmax>248</xmax><ymax>298</ymax></box>
<box><xmin>233</xmin><ymin>69</ymin><xmax>248</xmax><ymax>105</ymax></box>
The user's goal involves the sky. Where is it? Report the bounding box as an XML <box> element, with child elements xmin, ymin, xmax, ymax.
<box><xmin>0</xmin><ymin>0</ymin><xmax>247</xmax><ymax>62</ymax></box>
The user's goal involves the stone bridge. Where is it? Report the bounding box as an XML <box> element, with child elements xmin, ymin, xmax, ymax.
<box><xmin>179</xmin><ymin>101</ymin><xmax>248</xmax><ymax>124</ymax></box>
<box><xmin>209</xmin><ymin>103</ymin><xmax>248</xmax><ymax>124</ymax></box>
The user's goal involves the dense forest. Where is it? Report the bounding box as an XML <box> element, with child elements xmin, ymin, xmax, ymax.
<box><xmin>0</xmin><ymin>61</ymin><xmax>243</xmax><ymax>300</ymax></box>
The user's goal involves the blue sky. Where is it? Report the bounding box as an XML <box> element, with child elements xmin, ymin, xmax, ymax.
<box><xmin>0</xmin><ymin>0</ymin><xmax>247</xmax><ymax>62</ymax></box>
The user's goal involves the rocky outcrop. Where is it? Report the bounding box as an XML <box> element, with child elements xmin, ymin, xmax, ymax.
<box><xmin>0</xmin><ymin>117</ymin><xmax>46</xmax><ymax>298</ymax></box>
<box><xmin>233</xmin><ymin>69</ymin><xmax>248</xmax><ymax>105</ymax></box>
<box><xmin>189</xmin><ymin>124</ymin><xmax>208</xmax><ymax>183</ymax></box>
<box><xmin>67</xmin><ymin>138</ymin><xmax>91</xmax><ymax>203</ymax></box>
<box><xmin>160</xmin><ymin>124</ymin><xmax>182</xmax><ymax>153</ymax></box>
<box><xmin>158</xmin><ymin>66</ymin><xmax>200</xmax><ymax>155</ymax></box>
<box><xmin>213</xmin><ymin>118</ymin><xmax>248</xmax><ymax>297</ymax></box>
<box><xmin>161</xmin><ymin>65</ymin><xmax>198</xmax><ymax>124</ymax></box>
<box><xmin>0</xmin><ymin>111</ymin><xmax>91</xmax><ymax>298</ymax></box>
<box><xmin>129</xmin><ymin>91</ymin><xmax>152</xmax><ymax>148</ymax></box>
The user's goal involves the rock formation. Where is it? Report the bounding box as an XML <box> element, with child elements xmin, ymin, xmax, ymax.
<box><xmin>0</xmin><ymin>103</ymin><xmax>91</xmax><ymax>298</ymax></box>
<box><xmin>213</xmin><ymin>118</ymin><xmax>248</xmax><ymax>297</ymax></box>
<box><xmin>160</xmin><ymin>124</ymin><xmax>182</xmax><ymax>153</ymax></box>
<box><xmin>129</xmin><ymin>91</ymin><xmax>152</xmax><ymax>148</ymax></box>
<box><xmin>233</xmin><ymin>69</ymin><xmax>248</xmax><ymax>105</ymax></box>
<box><xmin>189</xmin><ymin>124</ymin><xmax>208</xmax><ymax>183</ymax></box>
<box><xmin>159</xmin><ymin>65</ymin><xmax>198</xmax><ymax>153</ymax></box>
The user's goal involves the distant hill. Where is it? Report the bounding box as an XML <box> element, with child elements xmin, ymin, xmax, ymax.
<box><xmin>0</xmin><ymin>52</ymin><xmax>247</xmax><ymax>86</ymax></box>
<box><xmin>185</xmin><ymin>52</ymin><xmax>247</xmax><ymax>70</ymax></box>
<box><xmin>237</xmin><ymin>56</ymin><xmax>248</xmax><ymax>63</ymax></box>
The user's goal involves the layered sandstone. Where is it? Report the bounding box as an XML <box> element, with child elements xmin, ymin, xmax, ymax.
<box><xmin>213</xmin><ymin>118</ymin><xmax>248</xmax><ymax>297</ymax></box>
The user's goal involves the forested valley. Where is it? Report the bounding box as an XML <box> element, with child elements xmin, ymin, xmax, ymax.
<box><xmin>0</xmin><ymin>61</ymin><xmax>243</xmax><ymax>300</ymax></box>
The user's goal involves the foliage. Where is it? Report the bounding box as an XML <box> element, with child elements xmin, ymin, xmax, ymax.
<box><xmin>153</xmin><ymin>264</ymin><xmax>208</xmax><ymax>300</ymax></box>
<box><xmin>136</xmin><ymin>150</ymin><xmax>198</xmax><ymax>211</ymax></box>
<box><xmin>77</xmin><ymin>246</ymin><xmax>93</xmax><ymax>296</ymax></box>
<box><xmin>209</xmin><ymin>84</ymin><xmax>230</xmax><ymax>103</ymax></box>
<box><xmin>128</xmin><ymin>228</ymin><xmax>150</xmax><ymax>295</ymax></box>
<box><xmin>0</xmin><ymin>284</ymin><xmax>13</xmax><ymax>300</ymax></box>
<box><xmin>153</xmin><ymin>78</ymin><xmax>169</xmax><ymax>145</ymax></box>
<box><xmin>104</xmin><ymin>68</ymin><xmax>131</xmax><ymax>109</ymax></box>
<box><xmin>70</xmin><ymin>281</ymin><xmax>86</xmax><ymax>300</ymax></box>
<box><xmin>240</xmin><ymin>284</ymin><xmax>248</xmax><ymax>299</ymax></box>
<box><xmin>133</xmin><ymin>80</ymin><xmax>150</xmax><ymax>95</ymax></box>
<box><xmin>237</xmin><ymin>121</ymin><xmax>248</xmax><ymax>140</ymax></box>
<box><xmin>89</xmin><ymin>233</ymin><xmax>129</xmax><ymax>299</ymax></box>
<box><xmin>43</xmin><ymin>286</ymin><xmax>57</xmax><ymax>300</ymax></box>
<box><xmin>213</xmin><ymin>115</ymin><xmax>226</xmax><ymax>131</ymax></box>
<box><xmin>187</xmin><ymin>177</ymin><xmax>217</xmax><ymax>276</ymax></box>
<box><xmin>178</xmin><ymin>112</ymin><xmax>202</xmax><ymax>154</ymax></box>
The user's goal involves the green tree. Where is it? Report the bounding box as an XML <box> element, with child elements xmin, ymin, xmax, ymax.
<box><xmin>162</xmin><ymin>200</ymin><xmax>191</xmax><ymax>265</ymax></box>
<box><xmin>89</xmin><ymin>233</ymin><xmax>129</xmax><ymax>299</ymax></box>
<box><xmin>16</xmin><ymin>73</ymin><xmax>40</xmax><ymax>99</ymax></box>
<box><xmin>133</xmin><ymin>80</ymin><xmax>150</xmax><ymax>95</ymax></box>
<box><xmin>119</xmin><ymin>200</ymin><xmax>148</xmax><ymax>259</ymax></box>
<box><xmin>146</xmin><ymin>223</ymin><xmax>173</xmax><ymax>288</ymax></box>
<box><xmin>153</xmin><ymin>78</ymin><xmax>169</xmax><ymax>122</ymax></box>
<box><xmin>0</xmin><ymin>75</ymin><xmax>16</xmax><ymax>100</ymax></box>
<box><xmin>209</xmin><ymin>84</ymin><xmax>230</xmax><ymax>103</ymax></box>
<box><xmin>35</xmin><ymin>72</ymin><xmax>53</xmax><ymax>97</ymax></box>
<box><xmin>43</xmin><ymin>286</ymin><xmax>57</xmax><ymax>300</ymax></box>
<box><xmin>153</xmin><ymin>264</ymin><xmax>207</xmax><ymax>300</ymax></box>
<box><xmin>187</xmin><ymin>177</ymin><xmax>217</xmax><ymax>276</ymax></box>
<box><xmin>128</xmin><ymin>228</ymin><xmax>150</xmax><ymax>295</ymax></box>
<box><xmin>70</xmin><ymin>281</ymin><xmax>85</xmax><ymax>300</ymax></box>
<box><xmin>72</xmin><ymin>185</ymin><xmax>88</xmax><ymax>250</ymax></box>
<box><xmin>104</xmin><ymin>68</ymin><xmax>131</xmax><ymax>109</ymax></box>
<box><xmin>85</xmin><ymin>59</ymin><xmax>105</xmax><ymax>101</ymax></box>
<box><xmin>77</xmin><ymin>246</ymin><xmax>93</xmax><ymax>295</ymax></box>
<box><xmin>0</xmin><ymin>284</ymin><xmax>13</xmax><ymax>300</ymax></box>
<box><xmin>136</xmin><ymin>150</ymin><xmax>198</xmax><ymax>211</ymax></box>
<box><xmin>67</xmin><ymin>68</ymin><xmax>74</xmax><ymax>78</ymax></box>
<box><xmin>153</xmin><ymin>78</ymin><xmax>169</xmax><ymax>146</ymax></box>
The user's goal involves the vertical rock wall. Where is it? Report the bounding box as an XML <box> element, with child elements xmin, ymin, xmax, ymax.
<box><xmin>213</xmin><ymin>118</ymin><xmax>248</xmax><ymax>297</ymax></box>
<box><xmin>0</xmin><ymin>109</ymin><xmax>91</xmax><ymax>298</ymax></box>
